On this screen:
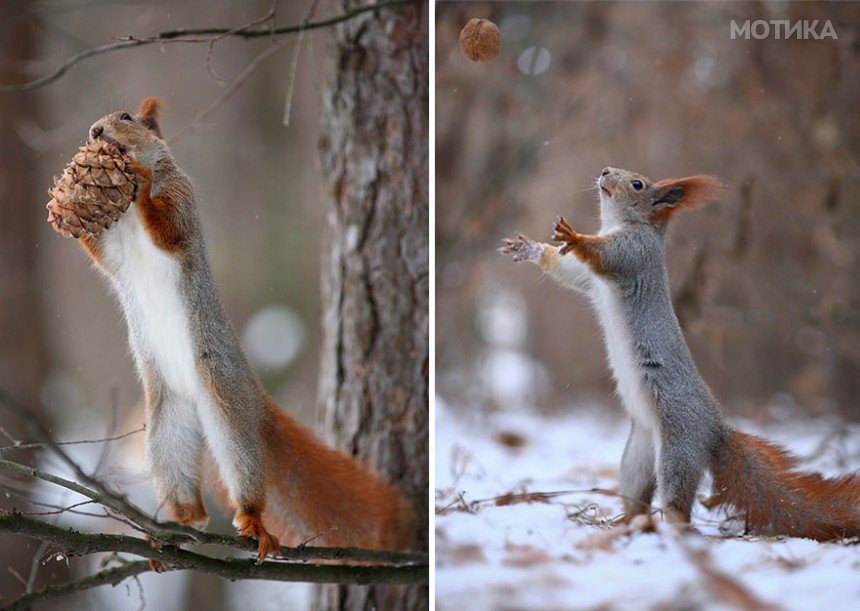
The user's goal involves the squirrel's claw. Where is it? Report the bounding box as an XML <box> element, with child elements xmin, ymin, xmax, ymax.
<box><xmin>144</xmin><ymin>534</ymin><xmax>173</xmax><ymax>573</ymax></box>
<box><xmin>499</xmin><ymin>235</ymin><xmax>522</xmax><ymax>261</ymax></box>
<box><xmin>234</xmin><ymin>511</ymin><xmax>280</xmax><ymax>564</ymax></box>
<box><xmin>500</xmin><ymin>232</ymin><xmax>541</xmax><ymax>263</ymax></box>
<box><xmin>552</xmin><ymin>216</ymin><xmax>579</xmax><ymax>255</ymax></box>
<box><xmin>148</xmin><ymin>558</ymin><xmax>172</xmax><ymax>573</ymax></box>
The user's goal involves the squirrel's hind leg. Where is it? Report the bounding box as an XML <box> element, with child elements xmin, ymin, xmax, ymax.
<box><xmin>195</xmin><ymin>387</ymin><xmax>279</xmax><ymax>562</ymax></box>
<box><xmin>619</xmin><ymin>421</ymin><xmax>657</xmax><ymax>521</ymax></box>
<box><xmin>657</xmin><ymin>438</ymin><xmax>706</xmax><ymax>529</ymax></box>
<box><xmin>145</xmin><ymin>383</ymin><xmax>209</xmax><ymax>530</ymax></box>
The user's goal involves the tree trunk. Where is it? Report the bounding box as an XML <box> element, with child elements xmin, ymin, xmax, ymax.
<box><xmin>315</xmin><ymin>1</ymin><xmax>428</xmax><ymax>609</ymax></box>
<box><xmin>0</xmin><ymin>3</ymin><xmax>46</xmax><ymax>412</ymax></box>
<box><xmin>0</xmin><ymin>0</ymin><xmax>51</xmax><ymax>598</ymax></box>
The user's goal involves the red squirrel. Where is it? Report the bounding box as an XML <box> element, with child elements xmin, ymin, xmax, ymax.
<box><xmin>58</xmin><ymin>98</ymin><xmax>415</xmax><ymax>562</ymax></box>
<box><xmin>502</xmin><ymin>167</ymin><xmax>860</xmax><ymax>540</ymax></box>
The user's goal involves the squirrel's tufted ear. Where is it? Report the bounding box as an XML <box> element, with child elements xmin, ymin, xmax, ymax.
<box><xmin>649</xmin><ymin>175</ymin><xmax>724</xmax><ymax>222</ymax></box>
<box><xmin>136</xmin><ymin>97</ymin><xmax>163</xmax><ymax>137</ymax></box>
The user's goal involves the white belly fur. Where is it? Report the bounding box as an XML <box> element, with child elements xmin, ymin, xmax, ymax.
<box><xmin>590</xmin><ymin>278</ymin><xmax>659</xmax><ymax>433</ymax></box>
<box><xmin>101</xmin><ymin>211</ymin><xmax>248</xmax><ymax>497</ymax></box>
<box><xmin>101</xmin><ymin>208</ymin><xmax>202</xmax><ymax>402</ymax></box>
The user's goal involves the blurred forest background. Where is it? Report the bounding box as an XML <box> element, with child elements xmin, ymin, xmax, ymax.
<box><xmin>0</xmin><ymin>0</ymin><xmax>429</xmax><ymax>609</ymax></box>
<box><xmin>437</xmin><ymin>1</ymin><xmax>860</xmax><ymax>422</ymax></box>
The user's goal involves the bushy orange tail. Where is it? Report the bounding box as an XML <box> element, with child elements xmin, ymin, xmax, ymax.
<box><xmin>709</xmin><ymin>429</ymin><xmax>860</xmax><ymax>541</ymax></box>
<box><xmin>258</xmin><ymin>400</ymin><xmax>416</xmax><ymax>550</ymax></box>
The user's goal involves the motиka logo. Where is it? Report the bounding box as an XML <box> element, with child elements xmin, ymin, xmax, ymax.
<box><xmin>730</xmin><ymin>20</ymin><xmax>838</xmax><ymax>40</ymax></box>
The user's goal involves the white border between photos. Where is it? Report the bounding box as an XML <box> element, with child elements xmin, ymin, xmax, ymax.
<box><xmin>428</xmin><ymin>0</ymin><xmax>437</xmax><ymax>606</ymax></box>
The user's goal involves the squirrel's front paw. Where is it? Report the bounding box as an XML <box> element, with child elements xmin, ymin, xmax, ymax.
<box><xmin>552</xmin><ymin>216</ymin><xmax>579</xmax><ymax>255</ymax></box>
<box><xmin>234</xmin><ymin>511</ymin><xmax>280</xmax><ymax>564</ymax></box>
<box><xmin>499</xmin><ymin>232</ymin><xmax>544</xmax><ymax>263</ymax></box>
<box><xmin>128</xmin><ymin>161</ymin><xmax>153</xmax><ymax>197</ymax></box>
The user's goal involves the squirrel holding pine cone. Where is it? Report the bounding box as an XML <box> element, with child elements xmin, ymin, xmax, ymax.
<box><xmin>46</xmin><ymin>98</ymin><xmax>416</xmax><ymax>563</ymax></box>
<box><xmin>47</xmin><ymin>139</ymin><xmax>137</xmax><ymax>238</ymax></box>
<box><xmin>502</xmin><ymin>167</ymin><xmax>860</xmax><ymax>540</ymax></box>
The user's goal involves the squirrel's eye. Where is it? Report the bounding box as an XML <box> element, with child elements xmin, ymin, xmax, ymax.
<box><xmin>631</xmin><ymin>180</ymin><xmax>644</xmax><ymax>191</ymax></box>
<box><xmin>120</xmin><ymin>113</ymin><xmax>132</xmax><ymax>121</ymax></box>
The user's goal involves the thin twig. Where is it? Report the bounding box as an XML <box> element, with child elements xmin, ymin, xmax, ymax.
<box><xmin>436</xmin><ymin>486</ymin><xmax>647</xmax><ymax>516</ymax></box>
<box><xmin>0</xmin><ymin>456</ymin><xmax>182</xmax><ymax>540</ymax></box>
<box><xmin>0</xmin><ymin>0</ymin><xmax>415</xmax><ymax>92</ymax></box>
<box><xmin>21</xmin><ymin>499</ymin><xmax>99</xmax><ymax>517</ymax></box>
<box><xmin>132</xmin><ymin>572</ymin><xmax>145</xmax><ymax>611</ymax></box>
<box><xmin>0</xmin><ymin>389</ymin><xmax>174</xmax><ymax>536</ymax></box>
<box><xmin>0</xmin><ymin>426</ymin><xmax>21</xmax><ymax>445</ymax></box>
<box><xmin>7</xmin><ymin>567</ymin><xmax>27</xmax><ymax>589</ymax></box>
<box><xmin>283</xmin><ymin>0</ymin><xmax>321</xmax><ymax>127</ymax></box>
<box><xmin>2</xmin><ymin>434</ymin><xmax>167</xmax><ymax>542</ymax></box>
<box><xmin>25</xmin><ymin>540</ymin><xmax>49</xmax><ymax>593</ymax></box>
<box><xmin>297</xmin><ymin>523</ymin><xmax>336</xmax><ymax>547</ymax></box>
<box><xmin>166</xmin><ymin>35</ymin><xmax>295</xmax><ymax>143</ymax></box>
<box><xmin>5</xmin><ymin>560</ymin><xmax>152</xmax><ymax>611</ymax></box>
<box><xmin>204</xmin><ymin>0</ymin><xmax>279</xmax><ymax>85</ymax></box>
<box><xmin>0</xmin><ymin>426</ymin><xmax>145</xmax><ymax>455</ymax></box>
<box><xmin>93</xmin><ymin>387</ymin><xmax>121</xmax><ymax>476</ymax></box>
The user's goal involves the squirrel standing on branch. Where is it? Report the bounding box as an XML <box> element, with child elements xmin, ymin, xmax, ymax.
<box><xmin>62</xmin><ymin>97</ymin><xmax>415</xmax><ymax>563</ymax></box>
<box><xmin>501</xmin><ymin>166</ymin><xmax>860</xmax><ymax>540</ymax></box>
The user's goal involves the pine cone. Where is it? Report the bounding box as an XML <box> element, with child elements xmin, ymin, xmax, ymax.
<box><xmin>46</xmin><ymin>140</ymin><xmax>137</xmax><ymax>238</ymax></box>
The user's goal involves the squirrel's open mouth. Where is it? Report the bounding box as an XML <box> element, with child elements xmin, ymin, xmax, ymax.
<box><xmin>598</xmin><ymin>175</ymin><xmax>612</xmax><ymax>197</ymax></box>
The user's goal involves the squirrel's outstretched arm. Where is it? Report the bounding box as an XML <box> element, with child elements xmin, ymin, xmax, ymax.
<box><xmin>551</xmin><ymin>216</ymin><xmax>611</xmax><ymax>276</ymax></box>
<box><xmin>500</xmin><ymin>233</ymin><xmax>592</xmax><ymax>293</ymax></box>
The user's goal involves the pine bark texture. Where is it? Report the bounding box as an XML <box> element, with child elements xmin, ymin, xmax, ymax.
<box><xmin>315</xmin><ymin>1</ymin><xmax>428</xmax><ymax>610</ymax></box>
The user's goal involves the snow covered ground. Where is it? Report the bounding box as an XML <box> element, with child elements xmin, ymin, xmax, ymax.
<box><xmin>435</xmin><ymin>397</ymin><xmax>860</xmax><ymax>610</ymax></box>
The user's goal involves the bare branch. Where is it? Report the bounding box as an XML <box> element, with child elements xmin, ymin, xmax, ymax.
<box><xmin>0</xmin><ymin>389</ymin><xmax>181</xmax><ymax>537</ymax></box>
<box><xmin>0</xmin><ymin>387</ymin><xmax>428</xmax><ymax>569</ymax></box>
<box><xmin>6</xmin><ymin>560</ymin><xmax>152</xmax><ymax>611</ymax></box>
<box><xmin>0</xmin><ymin>0</ymin><xmax>416</xmax><ymax>92</ymax></box>
<box><xmin>0</xmin><ymin>457</ymin><xmax>162</xmax><ymax>532</ymax></box>
<box><xmin>0</xmin><ymin>449</ymin><xmax>172</xmax><ymax>541</ymax></box>
<box><xmin>0</xmin><ymin>514</ymin><xmax>428</xmax><ymax>588</ymax></box>
<box><xmin>0</xmin><ymin>458</ymin><xmax>426</xmax><ymax>565</ymax></box>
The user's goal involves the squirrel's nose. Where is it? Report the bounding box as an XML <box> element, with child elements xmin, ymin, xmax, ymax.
<box><xmin>601</xmin><ymin>167</ymin><xmax>611</xmax><ymax>177</ymax></box>
<box><xmin>90</xmin><ymin>126</ymin><xmax>103</xmax><ymax>140</ymax></box>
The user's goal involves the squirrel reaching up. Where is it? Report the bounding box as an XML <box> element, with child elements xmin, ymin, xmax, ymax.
<box><xmin>62</xmin><ymin>98</ymin><xmax>415</xmax><ymax>562</ymax></box>
<box><xmin>501</xmin><ymin>167</ymin><xmax>860</xmax><ymax>540</ymax></box>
